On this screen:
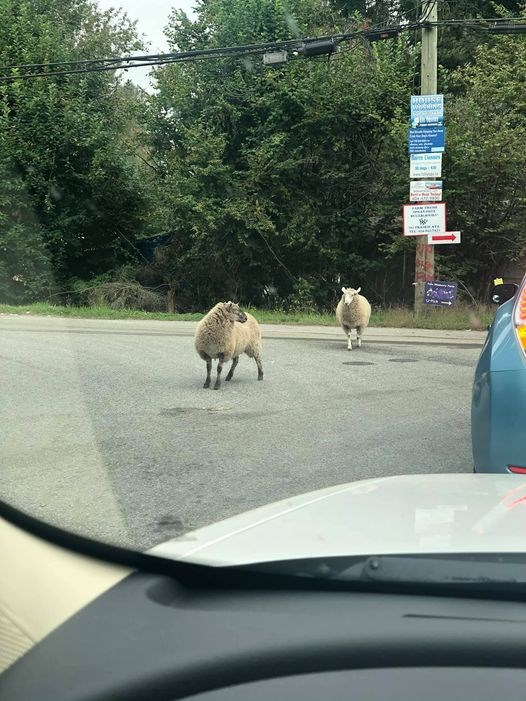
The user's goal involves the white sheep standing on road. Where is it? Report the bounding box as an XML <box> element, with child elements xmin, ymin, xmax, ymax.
<box><xmin>336</xmin><ymin>286</ymin><xmax>372</xmax><ymax>351</ymax></box>
<box><xmin>194</xmin><ymin>301</ymin><xmax>264</xmax><ymax>389</ymax></box>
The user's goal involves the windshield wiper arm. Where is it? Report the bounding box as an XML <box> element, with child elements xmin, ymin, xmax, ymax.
<box><xmin>240</xmin><ymin>553</ymin><xmax>526</xmax><ymax>590</ymax></box>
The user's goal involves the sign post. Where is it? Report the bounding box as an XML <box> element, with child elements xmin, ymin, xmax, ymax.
<box><xmin>413</xmin><ymin>0</ymin><xmax>438</xmax><ymax>313</ymax></box>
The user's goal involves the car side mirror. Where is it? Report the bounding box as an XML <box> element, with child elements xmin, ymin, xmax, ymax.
<box><xmin>491</xmin><ymin>283</ymin><xmax>518</xmax><ymax>305</ymax></box>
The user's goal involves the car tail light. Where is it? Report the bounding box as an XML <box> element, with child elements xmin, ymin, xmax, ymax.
<box><xmin>508</xmin><ymin>466</ymin><xmax>526</xmax><ymax>474</ymax></box>
<box><xmin>514</xmin><ymin>281</ymin><xmax>526</xmax><ymax>354</ymax></box>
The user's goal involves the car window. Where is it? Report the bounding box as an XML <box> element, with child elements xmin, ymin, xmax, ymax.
<box><xmin>1</xmin><ymin>0</ymin><xmax>526</xmax><ymax>585</ymax></box>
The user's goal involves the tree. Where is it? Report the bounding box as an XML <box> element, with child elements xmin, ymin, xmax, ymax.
<box><xmin>0</xmin><ymin>161</ymin><xmax>55</xmax><ymax>303</ymax></box>
<box><xmin>0</xmin><ymin>0</ymin><xmax>154</xmax><ymax>299</ymax></box>
<box><xmin>441</xmin><ymin>35</ymin><xmax>526</xmax><ymax>297</ymax></box>
<box><xmin>145</xmin><ymin>0</ymin><xmax>414</xmax><ymax>310</ymax></box>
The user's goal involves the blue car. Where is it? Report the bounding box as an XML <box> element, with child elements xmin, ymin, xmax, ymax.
<box><xmin>472</xmin><ymin>275</ymin><xmax>526</xmax><ymax>473</ymax></box>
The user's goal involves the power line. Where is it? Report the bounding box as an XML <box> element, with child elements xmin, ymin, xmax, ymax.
<box><xmin>0</xmin><ymin>22</ymin><xmax>423</xmax><ymax>82</ymax></box>
<box><xmin>0</xmin><ymin>15</ymin><xmax>523</xmax><ymax>83</ymax></box>
<box><xmin>0</xmin><ymin>34</ymin><xmax>360</xmax><ymax>74</ymax></box>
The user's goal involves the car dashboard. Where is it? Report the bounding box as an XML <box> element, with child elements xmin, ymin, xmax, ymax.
<box><xmin>3</xmin><ymin>567</ymin><xmax>526</xmax><ymax>701</ymax></box>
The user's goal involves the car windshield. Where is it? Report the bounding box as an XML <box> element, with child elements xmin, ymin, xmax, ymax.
<box><xmin>2</xmin><ymin>0</ymin><xmax>526</xmax><ymax>586</ymax></box>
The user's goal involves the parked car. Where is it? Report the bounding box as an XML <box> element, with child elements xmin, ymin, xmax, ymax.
<box><xmin>472</xmin><ymin>274</ymin><xmax>526</xmax><ymax>472</ymax></box>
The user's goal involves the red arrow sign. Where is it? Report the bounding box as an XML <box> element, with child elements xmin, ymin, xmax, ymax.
<box><xmin>432</xmin><ymin>234</ymin><xmax>456</xmax><ymax>241</ymax></box>
<box><xmin>427</xmin><ymin>231</ymin><xmax>461</xmax><ymax>245</ymax></box>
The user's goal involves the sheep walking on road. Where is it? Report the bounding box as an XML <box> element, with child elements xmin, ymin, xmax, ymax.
<box><xmin>336</xmin><ymin>286</ymin><xmax>371</xmax><ymax>351</ymax></box>
<box><xmin>194</xmin><ymin>301</ymin><xmax>264</xmax><ymax>389</ymax></box>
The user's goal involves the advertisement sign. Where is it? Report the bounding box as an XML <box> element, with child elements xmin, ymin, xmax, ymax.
<box><xmin>424</xmin><ymin>281</ymin><xmax>458</xmax><ymax>307</ymax></box>
<box><xmin>403</xmin><ymin>203</ymin><xmax>446</xmax><ymax>237</ymax></box>
<box><xmin>409</xmin><ymin>153</ymin><xmax>442</xmax><ymax>178</ymax></box>
<box><xmin>408</xmin><ymin>127</ymin><xmax>446</xmax><ymax>154</ymax></box>
<box><xmin>410</xmin><ymin>181</ymin><xmax>443</xmax><ymax>202</ymax></box>
<box><xmin>410</xmin><ymin>94</ymin><xmax>444</xmax><ymax>127</ymax></box>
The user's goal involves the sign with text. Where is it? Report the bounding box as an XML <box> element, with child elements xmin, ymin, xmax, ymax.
<box><xmin>410</xmin><ymin>94</ymin><xmax>444</xmax><ymax>127</ymax></box>
<box><xmin>408</xmin><ymin>127</ymin><xmax>446</xmax><ymax>154</ymax></box>
<box><xmin>424</xmin><ymin>281</ymin><xmax>458</xmax><ymax>307</ymax></box>
<box><xmin>403</xmin><ymin>203</ymin><xmax>446</xmax><ymax>237</ymax></box>
<box><xmin>427</xmin><ymin>231</ymin><xmax>461</xmax><ymax>245</ymax></box>
<box><xmin>409</xmin><ymin>153</ymin><xmax>442</xmax><ymax>178</ymax></box>
<box><xmin>410</xmin><ymin>180</ymin><xmax>443</xmax><ymax>202</ymax></box>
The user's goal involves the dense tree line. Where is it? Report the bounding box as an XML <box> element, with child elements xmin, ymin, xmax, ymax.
<box><xmin>1</xmin><ymin>0</ymin><xmax>525</xmax><ymax>309</ymax></box>
<box><xmin>0</xmin><ymin>0</ymin><xmax>154</xmax><ymax>303</ymax></box>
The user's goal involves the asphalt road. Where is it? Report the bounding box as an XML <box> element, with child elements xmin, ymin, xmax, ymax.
<box><xmin>0</xmin><ymin>315</ymin><xmax>486</xmax><ymax>551</ymax></box>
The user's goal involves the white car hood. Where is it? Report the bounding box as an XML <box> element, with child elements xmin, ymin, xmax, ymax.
<box><xmin>149</xmin><ymin>474</ymin><xmax>526</xmax><ymax>566</ymax></box>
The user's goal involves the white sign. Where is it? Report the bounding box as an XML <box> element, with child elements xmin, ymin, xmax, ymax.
<box><xmin>410</xmin><ymin>153</ymin><xmax>442</xmax><ymax>178</ymax></box>
<box><xmin>410</xmin><ymin>180</ymin><xmax>443</xmax><ymax>202</ymax></box>
<box><xmin>427</xmin><ymin>231</ymin><xmax>461</xmax><ymax>245</ymax></box>
<box><xmin>403</xmin><ymin>203</ymin><xmax>446</xmax><ymax>237</ymax></box>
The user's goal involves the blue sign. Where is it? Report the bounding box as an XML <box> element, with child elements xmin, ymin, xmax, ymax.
<box><xmin>424</xmin><ymin>281</ymin><xmax>458</xmax><ymax>307</ymax></box>
<box><xmin>408</xmin><ymin>127</ymin><xmax>445</xmax><ymax>154</ymax></box>
<box><xmin>410</xmin><ymin>94</ymin><xmax>444</xmax><ymax>127</ymax></box>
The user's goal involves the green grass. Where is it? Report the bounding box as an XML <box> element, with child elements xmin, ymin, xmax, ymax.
<box><xmin>0</xmin><ymin>302</ymin><xmax>203</xmax><ymax>321</ymax></box>
<box><xmin>245</xmin><ymin>308</ymin><xmax>336</xmax><ymax>325</ymax></box>
<box><xmin>0</xmin><ymin>302</ymin><xmax>494</xmax><ymax>330</ymax></box>
<box><xmin>371</xmin><ymin>304</ymin><xmax>493</xmax><ymax>331</ymax></box>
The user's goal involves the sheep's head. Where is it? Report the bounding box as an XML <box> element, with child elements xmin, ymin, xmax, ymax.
<box><xmin>223</xmin><ymin>301</ymin><xmax>247</xmax><ymax>323</ymax></box>
<box><xmin>341</xmin><ymin>286</ymin><xmax>361</xmax><ymax>305</ymax></box>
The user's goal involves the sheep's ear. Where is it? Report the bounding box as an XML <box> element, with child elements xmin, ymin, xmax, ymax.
<box><xmin>356</xmin><ymin>287</ymin><xmax>361</xmax><ymax>294</ymax></box>
<box><xmin>341</xmin><ymin>287</ymin><xmax>346</xmax><ymax>293</ymax></box>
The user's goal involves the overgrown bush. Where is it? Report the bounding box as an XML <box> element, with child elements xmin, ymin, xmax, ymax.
<box><xmin>87</xmin><ymin>282</ymin><xmax>165</xmax><ymax>311</ymax></box>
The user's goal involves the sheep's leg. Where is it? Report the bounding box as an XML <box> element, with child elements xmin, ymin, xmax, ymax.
<box><xmin>203</xmin><ymin>355</ymin><xmax>212</xmax><ymax>389</ymax></box>
<box><xmin>356</xmin><ymin>326</ymin><xmax>364</xmax><ymax>348</ymax></box>
<box><xmin>214</xmin><ymin>353</ymin><xmax>224</xmax><ymax>390</ymax></box>
<box><xmin>254</xmin><ymin>355</ymin><xmax>263</xmax><ymax>381</ymax></box>
<box><xmin>225</xmin><ymin>357</ymin><xmax>239</xmax><ymax>382</ymax></box>
<box><xmin>345</xmin><ymin>327</ymin><xmax>353</xmax><ymax>351</ymax></box>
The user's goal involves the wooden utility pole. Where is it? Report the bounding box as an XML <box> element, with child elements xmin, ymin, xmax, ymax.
<box><xmin>414</xmin><ymin>0</ymin><xmax>438</xmax><ymax>312</ymax></box>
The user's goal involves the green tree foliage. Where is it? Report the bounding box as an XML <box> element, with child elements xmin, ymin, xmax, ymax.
<box><xmin>2</xmin><ymin>0</ymin><xmax>525</xmax><ymax>309</ymax></box>
<box><xmin>436</xmin><ymin>0</ymin><xmax>525</xmax><ymax>74</ymax></box>
<box><xmin>0</xmin><ymin>162</ymin><xmax>54</xmax><ymax>303</ymax></box>
<box><xmin>0</xmin><ymin>0</ymin><xmax>153</xmax><ymax>300</ymax></box>
<box><xmin>441</xmin><ymin>35</ymin><xmax>526</xmax><ymax>296</ymax></box>
<box><xmin>146</xmin><ymin>0</ymin><xmax>414</xmax><ymax>309</ymax></box>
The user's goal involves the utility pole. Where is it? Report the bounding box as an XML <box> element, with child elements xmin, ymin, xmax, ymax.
<box><xmin>414</xmin><ymin>0</ymin><xmax>438</xmax><ymax>312</ymax></box>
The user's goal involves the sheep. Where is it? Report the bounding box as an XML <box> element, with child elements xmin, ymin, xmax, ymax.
<box><xmin>194</xmin><ymin>301</ymin><xmax>264</xmax><ymax>389</ymax></box>
<box><xmin>336</xmin><ymin>286</ymin><xmax>371</xmax><ymax>351</ymax></box>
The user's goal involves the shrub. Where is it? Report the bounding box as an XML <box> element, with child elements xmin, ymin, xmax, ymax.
<box><xmin>86</xmin><ymin>282</ymin><xmax>165</xmax><ymax>311</ymax></box>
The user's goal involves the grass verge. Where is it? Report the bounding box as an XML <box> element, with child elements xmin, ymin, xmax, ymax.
<box><xmin>0</xmin><ymin>302</ymin><xmax>202</xmax><ymax>321</ymax></box>
<box><xmin>0</xmin><ymin>302</ymin><xmax>493</xmax><ymax>330</ymax></box>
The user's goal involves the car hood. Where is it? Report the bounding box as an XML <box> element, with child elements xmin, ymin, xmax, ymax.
<box><xmin>149</xmin><ymin>473</ymin><xmax>526</xmax><ymax>566</ymax></box>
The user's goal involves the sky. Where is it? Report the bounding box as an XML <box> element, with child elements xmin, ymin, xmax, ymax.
<box><xmin>95</xmin><ymin>0</ymin><xmax>197</xmax><ymax>89</ymax></box>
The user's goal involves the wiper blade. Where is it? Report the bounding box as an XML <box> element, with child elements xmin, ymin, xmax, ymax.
<box><xmin>240</xmin><ymin>553</ymin><xmax>526</xmax><ymax>589</ymax></box>
<box><xmin>357</xmin><ymin>554</ymin><xmax>526</xmax><ymax>586</ymax></box>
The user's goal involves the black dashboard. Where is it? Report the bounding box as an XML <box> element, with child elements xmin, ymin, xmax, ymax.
<box><xmin>3</xmin><ymin>570</ymin><xmax>526</xmax><ymax>700</ymax></box>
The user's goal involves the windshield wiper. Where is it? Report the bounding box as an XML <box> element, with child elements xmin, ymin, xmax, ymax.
<box><xmin>238</xmin><ymin>553</ymin><xmax>526</xmax><ymax>591</ymax></box>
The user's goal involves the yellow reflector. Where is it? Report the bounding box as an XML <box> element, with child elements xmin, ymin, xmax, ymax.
<box><xmin>517</xmin><ymin>325</ymin><xmax>526</xmax><ymax>349</ymax></box>
<box><xmin>516</xmin><ymin>285</ymin><xmax>526</xmax><ymax>325</ymax></box>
